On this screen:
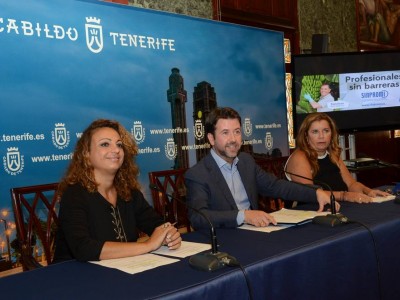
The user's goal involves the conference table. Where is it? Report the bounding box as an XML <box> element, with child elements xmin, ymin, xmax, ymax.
<box><xmin>1</xmin><ymin>201</ymin><xmax>400</xmax><ymax>300</ymax></box>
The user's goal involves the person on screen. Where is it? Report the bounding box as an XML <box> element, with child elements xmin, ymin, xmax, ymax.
<box><xmin>304</xmin><ymin>83</ymin><xmax>335</xmax><ymax>112</ymax></box>
<box><xmin>184</xmin><ymin>107</ymin><xmax>337</xmax><ymax>230</ymax></box>
<box><xmin>53</xmin><ymin>119</ymin><xmax>181</xmax><ymax>263</ymax></box>
<box><xmin>285</xmin><ymin>113</ymin><xmax>391</xmax><ymax>203</ymax></box>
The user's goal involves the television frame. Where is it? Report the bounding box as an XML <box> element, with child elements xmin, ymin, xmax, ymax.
<box><xmin>291</xmin><ymin>50</ymin><xmax>400</xmax><ymax>137</ymax></box>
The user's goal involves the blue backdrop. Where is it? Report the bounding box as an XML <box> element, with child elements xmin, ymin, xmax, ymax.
<box><xmin>0</xmin><ymin>0</ymin><xmax>287</xmax><ymax>233</ymax></box>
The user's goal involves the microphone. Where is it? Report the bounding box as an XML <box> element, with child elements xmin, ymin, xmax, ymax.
<box><xmin>284</xmin><ymin>170</ymin><xmax>349</xmax><ymax>227</ymax></box>
<box><xmin>378</xmin><ymin>160</ymin><xmax>400</xmax><ymax>169</ymax></box>
<box><xmin>149</xmin><ymin>184</ymin><xmax>238</xmax><ymax>271</ymax></box>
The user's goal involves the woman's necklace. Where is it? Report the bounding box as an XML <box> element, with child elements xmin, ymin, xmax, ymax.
<box><xmin>318</xmin><ymin>150</ymin><xmax>329</xmax><ymax>159</ymax></box>
<box><xmin>110</xmin><ymin>205</ymin><xmax>128</xmax><ymax>243</ymax></box>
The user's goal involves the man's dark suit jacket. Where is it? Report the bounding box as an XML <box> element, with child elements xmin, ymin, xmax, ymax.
<box><xmin>185</xmin><ymin>152</ymin><xmax>317</xmax><ymax>229</ymax></box>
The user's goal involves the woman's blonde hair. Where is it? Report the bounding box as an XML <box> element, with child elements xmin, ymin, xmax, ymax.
<box><xmin>58</xmin><ymin>119</ymin><xmax>140</xmax><ymax>200</ymax></box>
<box><xmin>296</xmin><ymin>113</ymin><xmax>342</xmax><ymax>176</ymax></box>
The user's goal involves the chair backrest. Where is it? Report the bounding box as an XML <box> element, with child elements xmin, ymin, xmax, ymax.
<box><xmin>256</xmin><ymin>156</ymin><xmax>289</xmax><ymax>212</ymax></box>
<box><xmin>11</xmin><ymin>183</ymin><xmax>59</xmax><ymax>271</ymax></box>
<box><xmin>148</xmin><ymin>169</ymin><xmax>191</xmax><ymax>232</ymax></box>
<box><xmin>256</xmin><ymin>156</ymin><xmax>288</xmax><ymax>179</ymax></box>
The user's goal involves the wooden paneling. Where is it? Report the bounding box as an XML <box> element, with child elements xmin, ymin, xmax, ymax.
<box><xmin>352</xmin><ymin>130</ymin><xmax>400</xmax><ymax>187</ymax></box>
<box><xmin>354</xmin><ymin>131</ymin><xmax>398</xmax><ymax>164</ymax></box>
<box><xmin>221</xmin><ymin>0</ymin><xmax>293</xmax><ymax>23</ymax></box>
<box><xmin>214</xmin><ymin>0</ymin><xmax>300</xmax><ymax>54</ymax></box>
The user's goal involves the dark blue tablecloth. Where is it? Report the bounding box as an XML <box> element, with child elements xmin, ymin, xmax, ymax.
<box><xmin>1</xmin><ymin>201</ymin><xmax>399</xmax><ymax>300</ymax></box>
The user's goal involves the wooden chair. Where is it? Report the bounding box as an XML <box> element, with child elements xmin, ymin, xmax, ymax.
<box><xmin>11</xmin><ymin>183</ymin><xmax>59</xmax><ymax>271</ymax></box>
<box><xmin>255</xmin><ymin>156</ymin><xmax>289</xmax><ymax>212</ymax></box>
<box><xmin>148</xmin><ymin>169</ymin><xmax>191</xmax><ymax>233</ymax></box>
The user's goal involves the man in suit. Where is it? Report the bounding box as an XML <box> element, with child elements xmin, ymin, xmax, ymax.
<box><xmin>185</xmin><ymin>107</ymin><xmax>336</xmax><ymax>229</ymax></box>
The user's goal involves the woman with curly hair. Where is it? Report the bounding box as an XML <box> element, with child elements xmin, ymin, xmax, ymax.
<box><xmin>53</xmin><ymin>119</ymin><xmax>181</xmax><ymax>263</ymax></box>
<box><xmin>285</xmin><ymin>113</ymin><xmax>389</xmax><ymax>203</ymax></box>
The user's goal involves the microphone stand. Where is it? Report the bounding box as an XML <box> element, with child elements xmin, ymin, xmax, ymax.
<box><xmin>284</xmin><ymin>171</ymin><xmax>348</xmax><ymax>227</ymax></box>
<box><xmin>149</xmin><ymin>184</ymin><xmax>238</xmax><ymax>271</ymax></box>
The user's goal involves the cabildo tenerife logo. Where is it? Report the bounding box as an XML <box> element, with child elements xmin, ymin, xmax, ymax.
<box><xmin>85</xmin><ymin>17</ymin><xmax>103</xmax><ymax>53</ymax></box>
<box><xmin>0</xmin><ymin>16</ymin><xmax>176</xmax><ymax>54</ymax></box>
<box><xmin>165</xmin><ymin>138</ymin><xmax>177</xmax><ymax>160</ymax></box>
<box><xmin>265</xmin><ymin>132</ymin><xmax>273</xmax><ymax>151</ymax></box>
<box><xmin>51</xmin><ymin>123</ymin><xmax>71</xmax><ymax>150</ymax></box>
<box><xmin>243</xmin><ymin>117</ymin><xmax>253</xmax><ymax>137</ymax></box>
<box><xmin>131</xmin><ymin>121</ymin><xmax>146</xmax><ymax>145</ymax></box>
<box><xmin>193</xmin><ymin>119</ymin><xmax>204</xmax><ymax>141</ymax></box>
<box><xmin>3</xmin><ymin>147</ymin><xmax>24</xmax><ymax>176</ymax></box>
<box><xmin>85</xmin><ymin>17</ymin><xmax>176</xmax><ymax>54</ymax></box>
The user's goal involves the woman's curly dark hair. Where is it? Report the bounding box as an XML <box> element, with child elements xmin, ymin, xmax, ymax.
<box><xmin>58</xmin><ymin>119</ymin><xmax>140</xmax><ymax>201</ymax></box>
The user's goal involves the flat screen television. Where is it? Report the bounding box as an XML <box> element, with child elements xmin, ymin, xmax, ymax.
<box><xmin>291</xmin><ymin>51</ymin><xmax>400</xmax><ymax>136</ymax></box>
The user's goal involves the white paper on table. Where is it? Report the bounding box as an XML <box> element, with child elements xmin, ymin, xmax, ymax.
<box><xmin>90</xmin><ymin>253</ymin><xmax>179</xmax><ymax>274</ymax></box>
<box><xmin>371</xmin><ymin>195</ymin><xmax>396</xmax><ymax>203</ymax></box>
<box><xmin>270</xmin><ymin>208</ymin><xmax>329</xmax><ymax>225</ymax></box>
<box><xmin>238</xmin><ymin>223</ymin><xmax>291</xmax><ymax>233</ymax></box>
<box><xmin>152</xmin><ymin>241</ymin><xmax>211</xmax><ymax>258</ymax></box>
